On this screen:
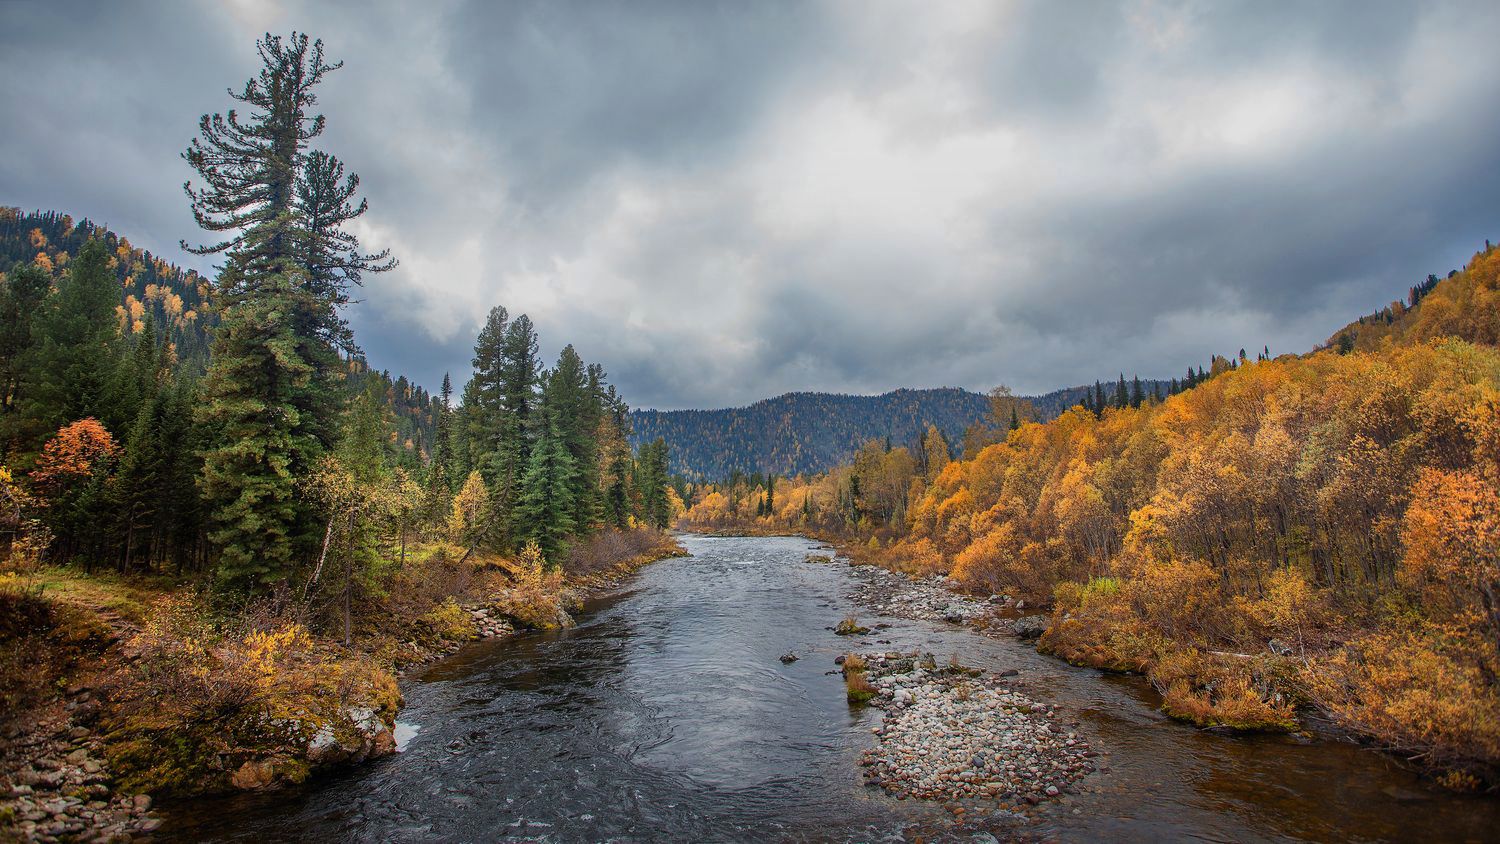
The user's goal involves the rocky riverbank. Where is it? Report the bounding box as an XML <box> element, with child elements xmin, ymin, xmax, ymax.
<box><xmin>391</xmin><ymin>604</ymin><xmax>522</xmax><ymax>677</ymax></box>
<box><xmin>1</xmin><ymin>707</ymin><xmax>160</xmax><ymax>842</ymax></box>
<box><xmin>850</xmin><ymin>650</ymin><xmax>1096</xmax><ymax>812</ymax></box>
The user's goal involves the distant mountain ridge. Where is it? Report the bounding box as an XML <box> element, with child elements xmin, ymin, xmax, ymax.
<box><xmin>630</xmin><ymin>382</ymin><xmax>1169</xmax><ymax>479</ymax></box>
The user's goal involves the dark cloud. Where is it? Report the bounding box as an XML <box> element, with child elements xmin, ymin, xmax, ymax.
<box><xmin>4</xmin><ymin>1</ymin><xmax>1499</xmax><ymax>410</ymax></box>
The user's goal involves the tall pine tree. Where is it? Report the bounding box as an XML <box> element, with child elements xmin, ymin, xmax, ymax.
<box><xmin>185</xmin><ymin>33</ymin><xmax>390</xmax><ymax>594</ymax></box>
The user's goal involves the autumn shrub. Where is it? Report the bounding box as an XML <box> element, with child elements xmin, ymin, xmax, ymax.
<box><xmin>1234</xmin><ymin>567</ymin><xmax>1330</xmax><ymax>653</ymax></box>
<box><xmin>1129</xmin><ymin>558</ymin><xmax>1231</xmax><ymax>643</ymax></box>
<box><xmin>1309</xmin><ymin>627</ymin><xmax>1500</xmax><ymax>786</ymax></box>
<box><xmin>950</xmin><ymin>525</ymin><xmax>1019</xmax><ymax>594</ymax></box>
<box><xmin>874</xmin><ymin>537</ymin><xmax>946</xmax><ymax>577</ymax></box>
<box><xmin>491</xmin><ymin>541</ymin><xmax>576</xmax><ymax>630</ymax></box>
<box><xmin>102</xmin><ymin>592</ymin><xmax>401</xmax><ymax>796</ymax></box>
<box><xmin>1041</xmin><ymin>576</ymin><xmax>1160</xmax><ymax>673</ymax></box>
<box><xmin>566</xmin><ymin>527</ymin><xmax>683</xmax><ymax>578</ymax></box>
<box><xmin>423</xmin><ymin>597</ymin><xmax>475</xmax><ymax>641</ymax></box>
<box><xmin>1151</xmin><ymin>647</ymin><xmax>1298</xmax><ymax>731</ymax></box>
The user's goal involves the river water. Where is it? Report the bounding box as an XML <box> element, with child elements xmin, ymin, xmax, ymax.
<box><xmin>165</xmin><ymin>535</ymin><xmax>1499</xmax><ymax>842</ymax></box>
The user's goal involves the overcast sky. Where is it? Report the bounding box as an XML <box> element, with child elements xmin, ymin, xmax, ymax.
<box><xmin>4</xmin><ymin>1</ymin><xmax>1499</xmax><ymax>409</ymax></box>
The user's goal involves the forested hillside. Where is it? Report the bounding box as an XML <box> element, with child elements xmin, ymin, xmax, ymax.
<box><xmin>680</xmin><ymin>247</ymin><xmax>1500</xmax><ymax>787</ymax></box>
<box><xmin>633</xmin><ymin>380</ymin><xmax>1174</xmax><ymax>479</ymax></box>
<box><xmin>1</xmin><ymin>208</ymin><xmax>440</xmax><ymax>466</ymax></box>
<box><xmin>1</xmin><ymin>209</ymin><xmax>216</xmax><ymax>366</ymax></box>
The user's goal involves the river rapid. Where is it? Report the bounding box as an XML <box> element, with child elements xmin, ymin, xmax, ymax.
<box><xmin>164</xmin><ymin>534</ymin><xmax>1499</xmax><ymax>843</ymax></box>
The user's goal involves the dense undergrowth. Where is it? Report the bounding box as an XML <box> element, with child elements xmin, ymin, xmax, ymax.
<box><xmin>678</xmin><ymin>245</ymin><xmax>1500</xmax><ymax>789</ymax></box>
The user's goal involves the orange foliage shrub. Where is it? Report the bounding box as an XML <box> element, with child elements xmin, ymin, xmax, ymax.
<box><xmin>30</xmin><ymin>418</ymin><xmax>118</xmax><ymax>496</ymax></box>
<box><xmin>1399</xmin><ymin>469</ymin><xmax>1500</xmax><ymax>641</ymax></box>
<box><xmin>490</xmin><ymin>541</ymin><xmax>576</xmax><ymax>630</ymax></box>
<box><xmin>1153</xmin><ymin>648</ymin><xmax>1297</xmax><ymax>731</ymax></box>
<box><xmin>867</xmin><ymin>537</ymin><xmax>946</xmax><ymax>577</ymax></box>
<box><xmin>1040</xmin><ymin>576</ymin><xmax>1157</xmax><ymax>674</ymax></box>
<box><xmin>1130</xmin><ymin>559</ymin><xmax>1233</xmax><ymax>643</ymax></box>
<box><xmin>1310</xmin><ymin>628</ymin><xmax>1500</xmax><ymax>785</ymax></box>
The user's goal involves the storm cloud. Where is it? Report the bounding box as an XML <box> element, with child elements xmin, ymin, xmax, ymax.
<box><xmin>4</xmin><ymin>0</ymin><xmax>1499</xmax><ymax>409</ymax></box>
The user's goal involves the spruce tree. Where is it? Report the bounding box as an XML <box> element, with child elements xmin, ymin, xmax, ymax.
<box><xmin>1115</xmin><ymin>374</ymin><xmax>1128</xmax><ymax>410</ymax></box>
<box><xmin>467</xmin><ymin>306</ymin><xmax>509</xmax><ymax>472</ymax></box>
<box><xmin>115</xmin><ymin>379</ymin><xmax>170</xmax><ymax>573</ymax></box>
<box><xmin>24</xmin><ymin>239</ymin><xmax>122</xmax><ymax>443</ymax></box>
<box><xmin>641</xmin><ymin>438</ymin><xmax>672</xmax><ymax>529</ymax></box>
<box><xmin>1129</xmin><ymin>375</ymin><xmax>1143</xmax><ymax>409</ymax></box>
<box><xmin>546</xmin><ymin>346</ymin><xmax>601</xmax><ymax>533</ymax></box>
<box><xmin>109</xmin><ymin>316</ymin><xmax>161</xmax><ymax>433</ymax></box>
<box><xmin>491</xmin><ymin>314</ymin><xmax>541</xmax><ymax>543</ymax></box>
<box><xmin>0</xmin><ymin>261</ymin><xmax>50</xmax><ymax>435</ymax></box>
<box><xmin>425</xmin><ymin>372</ymin><xmax>455</xmax><ymax>521</ymax></box>
<box><xmin>515</xmin><ymin>404</ymin><xmax>577</xmax><ymax>566</ymax></box>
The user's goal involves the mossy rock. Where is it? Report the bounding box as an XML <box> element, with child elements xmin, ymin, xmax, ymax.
<box><xmin>835</xmin><ymin>617</ymin><xmax>871</xmax><ymax>636</ymax></box>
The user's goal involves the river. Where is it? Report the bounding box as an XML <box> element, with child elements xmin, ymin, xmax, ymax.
<box><xmin>164</xmin><ymin>534</ymin><xmax>1499</xmax><ymax>842</ymax></box>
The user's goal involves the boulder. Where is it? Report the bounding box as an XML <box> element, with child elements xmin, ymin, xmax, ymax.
<box><xmin>229</xmin><ymin>760</ymin><xmax>277</xmax><ymax>791</ymax></box>
<box><xmin>1012</xmin><ymin>615</ymin><xmax>1050</xmax><ymax>640</ymax></box>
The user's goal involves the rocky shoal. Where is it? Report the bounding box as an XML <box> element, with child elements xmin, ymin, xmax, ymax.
<box><xmin>843</xmin><ymin>561</ymin><xmax>1050</xmax><ymax>638</ymax></box>
<box><xmin>850</xmin><ymin>651</ymin><xmax>1096</xmax><ymax>810</ymax></box>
